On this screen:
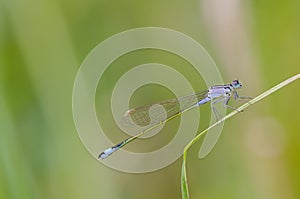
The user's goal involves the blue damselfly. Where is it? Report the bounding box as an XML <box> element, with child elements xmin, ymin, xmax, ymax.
<box><xmin>99</xmin><ymin>80</ymin><xmax>249</xmax><ymax>159</ymax></box>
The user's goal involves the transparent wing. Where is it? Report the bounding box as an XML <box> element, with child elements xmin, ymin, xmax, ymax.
<box><xmin>123</xmin><ymin>90</ymin><xmax>208</xmax><ymax>127</ymax></box>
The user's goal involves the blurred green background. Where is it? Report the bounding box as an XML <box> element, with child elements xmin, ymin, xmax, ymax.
<box><xmin>1</xmin><ymin>0</ymin><xmax>300</xmax><ymax>199</ymax></box>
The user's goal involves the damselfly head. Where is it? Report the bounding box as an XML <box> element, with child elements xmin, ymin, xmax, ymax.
<box><xmin>232</xmin><ymin>80</ymin><xmax>242</xmax><ymax>89</ymax></box>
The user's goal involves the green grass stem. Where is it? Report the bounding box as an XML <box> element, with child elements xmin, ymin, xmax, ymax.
<box><xmin>181</xmin><ymin>73</ymin><xmax>300</xmax><ymax>199</ymax></box>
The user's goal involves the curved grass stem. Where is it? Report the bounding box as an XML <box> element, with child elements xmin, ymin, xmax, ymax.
<box><xmin>181</xmin><ymin>73</ymin><xmax>300</xmax><ymax>199</ymax></box>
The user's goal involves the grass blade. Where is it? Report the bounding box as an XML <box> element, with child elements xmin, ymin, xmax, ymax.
<box><xmin>181</xmin><ymin>154</ymin><xmax>189</xmax><ymax>199</ymax></box>
<box><xmin>181</xmin><ymin>73</ymin><xmax>300</xmax><ymax>199</ymax></box>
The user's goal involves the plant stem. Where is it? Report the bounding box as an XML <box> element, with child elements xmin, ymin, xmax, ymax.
<box><xmin>181</xmin><ymin>73</ymin><xmax>300</xmax><ymax>199</ymax></box>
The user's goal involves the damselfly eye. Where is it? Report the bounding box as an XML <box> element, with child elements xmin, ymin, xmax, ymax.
<box><xmin>232</xmin><ymin>80</ymin><xmax>242</xmax><ymax>88</ymax></box>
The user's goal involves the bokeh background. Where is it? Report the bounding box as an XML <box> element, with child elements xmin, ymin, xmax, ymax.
<box><xmin>1</xmin><ymin>0</ymin><xmax>300</xmax><ymax>199</ymax></box>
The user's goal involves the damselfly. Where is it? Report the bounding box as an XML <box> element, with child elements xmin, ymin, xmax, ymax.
<box><xmin>99</xmin><ymin>80</ymin><xmax>249</xmax><ymax>159</ymax></box>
